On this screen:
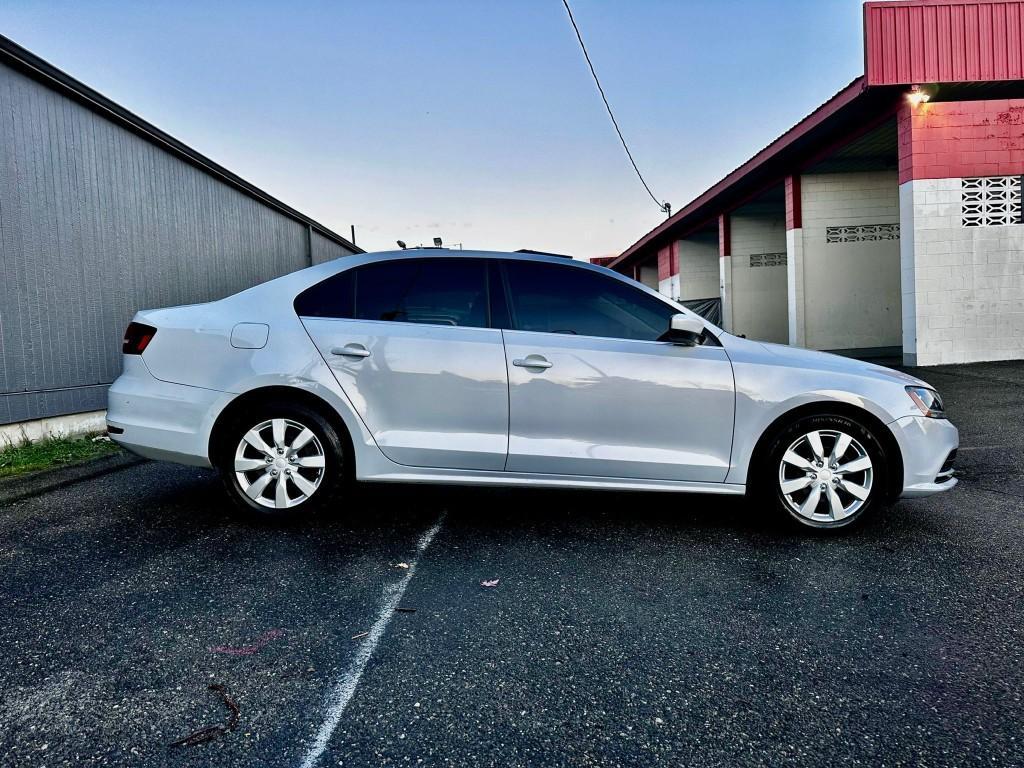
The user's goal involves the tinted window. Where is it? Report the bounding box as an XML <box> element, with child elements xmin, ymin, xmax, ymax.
<box><xmin>294</xmin><ymin>269</ymin><xmax>354</xmax><ymax>318</ymax></box>
<box><xmin>503</xmin><ymin>260</ymin><xmax>676</xmax><ymax>341</ymax></box>
<box><xmin>355</xmin><ymin>258</ymin><xmax>487</xmax><ymax>327</ymax></box>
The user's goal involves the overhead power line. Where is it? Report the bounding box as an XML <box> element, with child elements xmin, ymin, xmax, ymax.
<box><xmin>560</xmin><ymin>0</ymin><xmax>671</xmax><ymax>217</ymax></box>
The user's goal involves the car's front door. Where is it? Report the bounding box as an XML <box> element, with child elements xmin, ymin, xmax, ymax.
<box><xmin>298</xmin><ymin>257</ymin><xmax>508</xmax><ymax>471</ymax></box>
<box><xmin>499</xmin><ymin>259</ymin><xmax>735</xmax><ymax>483</ymax></box>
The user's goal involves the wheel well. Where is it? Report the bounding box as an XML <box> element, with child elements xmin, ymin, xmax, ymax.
<box><xmin>209</xmin><ymin>386</ymin><xmax>355</xmax><ymax>476</ymax></box>
<box><xmin>748</xmin><ymin>401</ymin><xmax>903</xmax><ymax>499</ymax></box>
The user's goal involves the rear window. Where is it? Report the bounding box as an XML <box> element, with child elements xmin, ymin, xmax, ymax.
<box><xmin>294</xmin><ymin>258</ymin><xmax>488</xmax><ymax>328</ymax></box>
<box><xmin>293</xmin><ymin>270</ymin><xmax>354</xmax><ymax>318</ymax></box>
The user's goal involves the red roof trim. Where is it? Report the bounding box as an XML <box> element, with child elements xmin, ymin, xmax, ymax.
<box><xmin>863</xmin><ymin>0</ymin><xmax>1020</xmax><ymax>7</ymax></box>
<box><xmin>610</xmin><ymin>76</ymin><xmax>868</xmax><ymax>270</ymax></box>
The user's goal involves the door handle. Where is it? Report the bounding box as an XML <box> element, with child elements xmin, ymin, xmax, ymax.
<box><xmin>331</xmin><ymin>344</ymin><xmax>370</xmax><ymax>358</ymax></box>
<box><xmin>512</xmin><ymin>355</ymin><xmax>553</xmax><ymax>370</ymax></box>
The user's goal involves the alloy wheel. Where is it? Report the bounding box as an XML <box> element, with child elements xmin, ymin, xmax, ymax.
<box><xmin>777</xmin><ymin>429</ymin><xmax>873</xmax><ymax>524</ymax></box>
<box><xmin>233</xmin><ymin>418</ymin><xmax>326</xmax><ymax>509</ymax></box>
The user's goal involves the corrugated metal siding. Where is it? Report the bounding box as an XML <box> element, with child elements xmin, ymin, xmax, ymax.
<box><xmin>311</xmin><ymin>229</ymin><xmax>350</xmax><ymax>265</ymax></box>
<box><xmin>0</xmin><ymin>61</ymin><xmax>356</xmax><ymax>425</ymax></box>
<box><xmin>865</xmin><ymin>1</ymin><xmax>1024</xmax><ymax>85</ymax></box>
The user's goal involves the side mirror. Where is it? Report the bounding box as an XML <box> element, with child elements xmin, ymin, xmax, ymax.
<box><xmin>667</xmin><ymin>313</ymin><xmax>704</xmax><ymax>346</ymax></box>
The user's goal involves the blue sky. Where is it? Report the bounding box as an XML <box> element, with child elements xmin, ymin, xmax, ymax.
<box><xmin>1</xmin><ymin>1</ymin><xmax>865</xmax><ymax>257</ymax></box>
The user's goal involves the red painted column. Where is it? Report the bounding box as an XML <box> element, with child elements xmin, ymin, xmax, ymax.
<box><xmin>657</xmin><ymin>246</ymin><xmax>671</xmax><ymax>282</ymax></box>
<box><xmin>784</xmin><ymin>175</ymin><xmax>801</xmax><ymax>230</ymax></box>
<box><xmin>718</xmin><ymin>214</ymin><xmax>730</xmax><ymax>257</ymax></box>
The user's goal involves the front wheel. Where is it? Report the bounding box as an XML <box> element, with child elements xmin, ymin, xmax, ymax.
<box><xmin>760</xmin><ymin>414</ymin><xmax>890</xmax><ymax>532</ymax></box>
<box><xmin>216</xmin><ymin>402</ymin><xmax>345</xmax><ymax>519</ymax></box>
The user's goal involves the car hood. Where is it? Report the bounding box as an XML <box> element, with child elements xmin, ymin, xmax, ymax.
<box><xmin>733</xmin><ymin>337</ymin><xmax>931</xmax><ymax>389</ymax></box>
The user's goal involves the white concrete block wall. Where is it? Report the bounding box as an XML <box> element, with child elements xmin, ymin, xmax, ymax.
<box><xmin>675</xmin><ymin>237</ymin><xmax>719</xmax><ymax>301</ymax></box>
<box><xmin>727</xmin><ymin>215</ymin><xmax>788</xmax><ymax>343</ymax></box>
<box><xmin>900</xmin><ymin>177</ymin><xmax>1024</xmax><ymax>365</ymax></box>
<box><xmin>638</xmin><ymin>265</ymin><xmax>659</xmax><ymax>290</ymax></box>
<box><xmin>799</xmin><ymin>172</ymin><xmax>902</xmax><ymax>351</ymax></box>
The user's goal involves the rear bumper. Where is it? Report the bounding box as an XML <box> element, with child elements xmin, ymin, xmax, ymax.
<box><xmin>106</xmin><ymin>357</ymin><xmax>229</xmax><ymax>467</ymax></box>
<box><xmin>889</xmin><ymin>415</ymin><xmax>959</xmax><ymax>498</ymax></box>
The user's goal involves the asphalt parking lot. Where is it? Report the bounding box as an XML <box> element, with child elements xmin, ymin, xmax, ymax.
<box><xmin>1</xmin><ymin>361</ymin><xmax>1022</xmax><ymax>767</ymax></box>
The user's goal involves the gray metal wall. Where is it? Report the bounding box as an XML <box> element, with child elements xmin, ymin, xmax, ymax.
<box><xmin>312</xmin><ymin>229</ymin><xmax>348</xmax><ymax>266</ymax></box>
<box><xmin>0</xmin><ymin>61</ymin><xmax>357</xmax><ymax>425</ymax></box>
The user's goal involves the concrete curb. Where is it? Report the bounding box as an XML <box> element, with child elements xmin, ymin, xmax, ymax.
<box><xmin>0</xmin><ymin>452</ymin><xmax>147</xmax><ymax>505</ymax></box>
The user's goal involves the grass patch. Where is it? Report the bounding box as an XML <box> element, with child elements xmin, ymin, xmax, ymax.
<box><xmin>0</xmin><ymin>433</ymin><xmax>121</xmax><ymax>478</ymax></box>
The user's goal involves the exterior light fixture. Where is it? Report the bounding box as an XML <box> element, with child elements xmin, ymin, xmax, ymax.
<box><xmin>907</xmin><ymin>84</ymin><xmax>931</xmax><ymax>107</ymax></box>
<box><xmin>433</xmin><ymin>237</ymin><xmax>443</xmax><ymax>248</ymax></box>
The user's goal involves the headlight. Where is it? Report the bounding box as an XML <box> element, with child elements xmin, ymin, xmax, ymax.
<box><xmin>906</xmin><ymin>386</ymin><xmax>945</xmax><ymax>418</ymax></box>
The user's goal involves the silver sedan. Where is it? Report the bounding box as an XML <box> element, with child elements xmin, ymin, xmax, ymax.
<box><xmin>108</xmin><ymin>249</ymin><xmax>957</xmax><ymax>531</ymax></box>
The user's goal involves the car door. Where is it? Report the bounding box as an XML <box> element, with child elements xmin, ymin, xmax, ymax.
<box><xmin>499</xmin><ymin>259</ymin><xmax>735</xmax><ymax>483</ymax></box>
<box><xmin>297</xmin><ymin>257</ymin><xmax>509</xmax><ymax>471</ymax></box>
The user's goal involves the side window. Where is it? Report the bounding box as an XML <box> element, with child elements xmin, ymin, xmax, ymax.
<box><xmin>503</xmin><ymin>260</ymin><xmax>676</xmax><ymax>341</ymax></box>
<box><xmin>294</xmin><ymin>269</ymin><xmax>355</xmax><ymax>318</ymax></box>
<box><xmin>355</xmin><ymin>258</ymin><xmax>488</xmax><ymax>328</ymax></box>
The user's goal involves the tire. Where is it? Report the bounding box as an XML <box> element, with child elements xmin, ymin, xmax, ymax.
<box><xmin>215</xmin><ymin>400</ymin><xmax>346</xmax><ymax>519</ymax></box>
<box><xmin>758</xmin><ymin>413</ymin><xmax>890</xmax><ymax>532</ymax></box>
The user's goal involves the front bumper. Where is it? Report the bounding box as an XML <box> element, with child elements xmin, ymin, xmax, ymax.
<box><xmin>889</xmin><ymin>415</ymin><xmax>959</xmax><ymax>498</ymax></box>
<box><xmin>106</xmin><ymin>357</ymin><xmax>230</xmax><ymax>467</ymax></box>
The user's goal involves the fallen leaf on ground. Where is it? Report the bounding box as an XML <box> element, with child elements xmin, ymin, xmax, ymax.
<box><xmin>395</xmin><ymin>562</ymin><xmax>410</xmax><ymax>569</ymax></box>
<box><xmin>480</xmin><ymin>579</ymin><xmax>500</xmax><ymax>588</ymax></box>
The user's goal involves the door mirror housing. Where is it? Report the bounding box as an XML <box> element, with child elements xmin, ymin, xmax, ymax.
<box><xmin>667</xmin><ymin>314</ymin><xmax>704</xmax><ymax>346</ymax></box>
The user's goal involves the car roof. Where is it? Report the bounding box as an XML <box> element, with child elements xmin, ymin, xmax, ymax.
<box><xmin>316</xmin><ymin>248</ymin><xmax>623</xmax><ymax>277</ymax></box>
<box><xmin>357</xmin><ymin>248</ymin><xmax>576</xmax><ymax>263</ymax></box>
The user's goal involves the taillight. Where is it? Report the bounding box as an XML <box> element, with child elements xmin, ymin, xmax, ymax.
<box><xmin>123</xmin><ymin>322</ymin><xmax>156</xmax><ymax>355</ymax></box>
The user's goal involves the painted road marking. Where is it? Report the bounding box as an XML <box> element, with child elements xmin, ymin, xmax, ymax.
<box><xmin>298</xmin><ymin>515</ymin><xmax>445</xmax><ymax>768</ymax></box>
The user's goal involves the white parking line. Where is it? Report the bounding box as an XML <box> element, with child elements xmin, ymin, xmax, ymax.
<box><xmin>298</xmin><ymin>515</ymin><xmax>445</xmax><ymax>768</ymax></box>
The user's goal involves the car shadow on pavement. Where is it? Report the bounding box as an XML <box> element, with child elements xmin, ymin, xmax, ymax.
<box><xmin>85</xmin><ymin>462</ymin><xmax>956</xmax><ymax>578</ymax></box>
<box><xmin>341</xmin><ymin>480</ymin><xmax>949</xmax><ymax>549</ymax></box>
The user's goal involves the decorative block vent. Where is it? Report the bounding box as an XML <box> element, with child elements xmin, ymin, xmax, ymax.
<box><xmin>825</xmin><ymin>223</ymin><xmax>900</xmax><ymax>243</ymax></box>
<box><xmin>962</xmin><ymin>176</ymin><xmax>1022</xmax><ymax>227</ymax></box>
<box><xmin>749</xmin><ymin>253</ymin><xmax>787</xmax><ymax>267</ymax></box>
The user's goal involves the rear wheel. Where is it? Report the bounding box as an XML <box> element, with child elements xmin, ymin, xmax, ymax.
<box><xmin>761</xmin><ymin>414</ymin><xmax>889</xmax><ymax>532</ymax></box>
<box><xmin>216</xmin><ymin>402</ymin><xmax>345</xmax><ymax>518</ymax></box>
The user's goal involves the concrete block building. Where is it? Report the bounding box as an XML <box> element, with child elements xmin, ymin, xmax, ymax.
<box><xmin>607</xmin><ymin>0</ymin><xmax>1024</xmax><ymax>366</ymax></box>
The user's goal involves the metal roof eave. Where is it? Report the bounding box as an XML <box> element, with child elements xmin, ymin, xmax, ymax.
<box><xmin>610</xmin><ymin>76</ymin><xmax>871</xmax><ymax>270</ymax></box>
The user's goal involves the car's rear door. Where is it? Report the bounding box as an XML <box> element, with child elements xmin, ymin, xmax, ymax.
<box><xmin>298</xmin><ymin>256</ymin><xmax>509</xmax><ymax>471</ymax></box>
<box><xmin>498</xmin><ymin>259</ymin><xmax>735</xmax><ymax>482</ymax></box>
